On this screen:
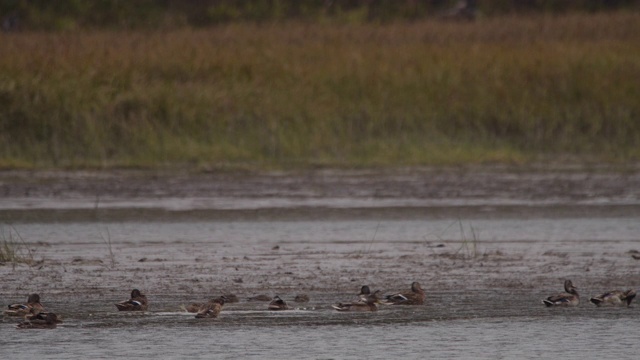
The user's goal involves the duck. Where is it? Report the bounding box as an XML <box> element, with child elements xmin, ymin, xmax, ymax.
<box><xmin>115</xmin><ymin>289</ymin><xmax>148</xmax><ymax>311</ymax></box>
<box><xmin>195</xmin><ymin>296</ymin><xmax>226</xmax><ymax>319</ymax></box>
<box><xmin>294</xmin><ymin>294</ymin><xmax>310</xmax><ymax>303</ymax></box>
<box><xmin>589</xmin><ymin>289</ymin><xmax>636</xmax><ymax>307</ymax></box>
<box><xmin>25</xmin><ymin>309</ymin><xmax>63</xmax><ymax>322</ymax></box>
<box><xmin>331</xmin><ymin>285</ymin><xmax>381</xmax><ymax>312</ymax></box>
<box><xmin>359</xmin><ymin>286</ymin><xmax>371</xmax><ymax>293</ymax></box>
<box><xmin>358</xmin><ymin>285</ymin><xmax>384</xmax><ymax>303</ymax></box>
<box><xmin>182</xmin><ymin>293</ymin><xmax>238</xmax><ymax>312</ymax></box>
<box><xmin>382</xmin><ymin>282</ymin><xmax>426</xmax><ymax>305</ymax></box>
<box><xmin>268</xmin><ymin>296</ymin><xmax>289</xmax><ymax>310</ymax></box>
<box><xmin>5</xmin><ymin>293</ymin><xmax>45</xmax><ymax>317</ymax></box>
<box><xmin>332</xmin><ymin>291</ymin><xmax>382</xmax><ymax>312</ymax></box>
<box><xmin>181</xmin><ymin>302</ymin><xmax>205</xmax><ymax>313</ymax></box>
<box><xmin>16</xmin><ymin>312</ymin><xmax>61</xmax><ymax>329</ymax></box>
<box><xmin>542</xmin><ymin>280</ymin><xmax>580</xmax><ymax>307</ymax></box>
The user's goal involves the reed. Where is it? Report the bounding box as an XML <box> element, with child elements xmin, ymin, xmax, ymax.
<box><xmin>0</xmin><ymin>227</ymin><xmax>35</xmax><ymax>267</ymax></box>
<box><xmin>1</xmin><ymin>11</ymin><xmax>639</xmax><ymax>169</ymax></box>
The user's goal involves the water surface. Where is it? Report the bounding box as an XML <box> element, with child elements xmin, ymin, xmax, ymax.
<box><xmin>2</xmin><ymin>169</ymin><xmax>639</xmax><ymax>359</ymax></box>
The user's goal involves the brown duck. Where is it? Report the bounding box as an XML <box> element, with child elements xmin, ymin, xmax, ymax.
<box><xmin>542</xmin><ymin>280</ymin><xmax>580</xmax><ymax>307</ymax></box>
<box><xmin>5</xmin><ymin>293</ymin><xmax>45</xmax><ymax>317</ymax></box>
<box><xmin>182</xmin><ymin>302</ymin><xmax>205</xmax><ymax>313</ymax></box>
<box><xmin>115</xmin><ymin>289</ymin><xmax>148</xmax><ymax>311</ymax></box>
<box><xmin>184</xmin><ymin>293</ymin><xmax>238</xmax><ymax>312</ymax></box>
<box><xmin>195</xmin><ymin>296</ymin><xmax>226</xmax><ymax>319</ymax></box>
<box><xmin>268</xmin><ymin>296</ymin><xmax>289</xmax><ymax>311</ymax></box>
<box><xmin>16</xmin><ymin>312</ymin><xmax>62</xmax><ymax>329</ymax></box>
<box><xmin>332</xmin><ymin>290</ymin><xmax>381</xmax><ymax>312</ymax></box>
<box><xmin>382</xmin><ymin>282</ymin><xmax>426</xmax><ymax>305</ymax></box>
<box><xmin>589</xmin><ymin>289</ymin><xmax>636</xmax><ymax>307</ymax></box>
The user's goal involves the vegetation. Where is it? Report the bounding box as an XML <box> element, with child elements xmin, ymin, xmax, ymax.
<box><xmin>1</xmin><ymin>10</ymin><xmax>639</xmax><ymax>169</ymax></box>
<box><xmin>0</xmin><ymin>227</ymin><xmax>34</xmax><ymax>266</ymax></box>
<box><xmin>1</xmin><ymin>1</ymin><xmax>638</xmax><ymax>30</ymax></box>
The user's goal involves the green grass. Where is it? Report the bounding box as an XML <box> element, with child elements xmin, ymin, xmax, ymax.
<box><xmin>1</xmin><ymin>12</ymin><xmax>639</xmax><ymax>169</ymax></box>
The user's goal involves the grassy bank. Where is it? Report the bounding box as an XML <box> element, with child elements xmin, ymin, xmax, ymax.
<box><xmin>1</xmin><ymin>12</ymin><xmax>639</xmax><ymax>169</ymax></box>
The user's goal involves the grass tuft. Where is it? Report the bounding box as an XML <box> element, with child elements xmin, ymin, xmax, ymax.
<box><xmin>0</xmin><ymin>226</ymin><xmax>35</xmax><ymax>267</ymax></box>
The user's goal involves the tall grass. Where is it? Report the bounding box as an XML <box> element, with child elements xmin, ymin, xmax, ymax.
<box><xmin>1</xmin><ymin>12</ymin><xmax>639</xmax><ymax>169</ymax></box>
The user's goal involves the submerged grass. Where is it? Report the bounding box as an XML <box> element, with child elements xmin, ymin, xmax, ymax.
<box><xmin>1</xmin><ymin>12</ymin><xmax>639</xmax><ymax>169</ymax></box>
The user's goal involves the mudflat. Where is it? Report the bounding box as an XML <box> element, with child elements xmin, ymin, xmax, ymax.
<box><xmin>1</xmin><ymin>167</ymin><xmax>639</xmax><ymax>307</ymax></box>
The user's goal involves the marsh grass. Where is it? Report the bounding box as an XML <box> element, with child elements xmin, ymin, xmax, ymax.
<box><xmin>1</xmin><ymin>12</ymin><xmax>639</xmax><ymax>169</ymax></box>
<box><xmin>0</xmin><ymin>226</ymin><xmax>35</xmax><ymax>267</ymax></box>
<box><xmin>454</xmin><ymin>220</ymin><xmax>479</xmax><ymax>259</ymax></box>
<box><xmin>427</xmin><ymin>219</ymin><xmax>479</xmax><ymax>260</ymax></box>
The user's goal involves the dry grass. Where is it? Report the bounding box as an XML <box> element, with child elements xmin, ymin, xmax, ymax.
<box><xmin>0</xmin><ymin>227</ymin><xmax>35</xmax><ymax>267</ymax></box>
<box><xmin>1</xmin><ymin>11</ymin><xmax>639</xmax><ymax>169</ymax></box>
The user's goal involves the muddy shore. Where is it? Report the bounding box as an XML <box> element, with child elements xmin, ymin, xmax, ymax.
<box><xmin>1</xmin><ymin>167</ymin><xmax>639</xmax><ymax>310</ymax></box>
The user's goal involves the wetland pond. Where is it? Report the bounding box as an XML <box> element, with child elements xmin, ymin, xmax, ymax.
<box><xmin>1</xmin><ymin>168</ymin><xmax>639</xmax><ymax>359</ymax></box>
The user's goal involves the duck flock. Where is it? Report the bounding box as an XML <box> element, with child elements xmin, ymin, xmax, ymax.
<box><xmin>4</xmin><ymin>280</ymin><xmax>636</xmax><ymax>329</ymax></box>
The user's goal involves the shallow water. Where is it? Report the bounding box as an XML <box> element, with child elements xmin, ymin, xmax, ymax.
<box><xmin>2</xmin><ymin>295</ymin><xmax>639</xmax><ymax>359</ymax></box>
<box><xmin>3</xmin><ymin>214</ymin><xmax>639</xmax><ymax>359</ymax></box>
<box><xmin>6</xmin><ymin>215</ymin><xmax>640</xmax><ymax>244</ymax></box>
<box><xmin>2</xmin><ymin>169</ymin><xmax>640</xmax><ymax>358</ymax></box>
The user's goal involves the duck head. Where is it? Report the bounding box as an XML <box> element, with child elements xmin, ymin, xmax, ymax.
<box><xmin>411</xmin><ymin>282</ymin><xmax>423</xmax><ymax>293</ymax></box>
<box><xmin>214</xmin><ymin>296</ymin><xmax>226</xmax><ymax>305</ymax></box>
<box><xmin>27</xmin><ymin>293</ymin><xmax>41</xmax><ymax>303</ymax></box>
<box><xmin>624</xmin><ymin>289</ymin><xmax>636</xmax><ymax>306</ymax></box>
<box><xmin>359</xmin><ymin>286</ymin><xmax>371</xmax><ymax>295</ymax></box>
<box><xmin>563</xmin><ymin>280</ymin><xmax>578</xmax><ymax>295</ymax></box>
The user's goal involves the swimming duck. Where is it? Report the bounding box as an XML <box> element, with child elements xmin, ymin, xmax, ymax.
<box><xmin>5</xmin><ymin>293</ymin><xmax>45</xmax><ymax>317</ymax></box>
<box><xmin>25</xmin><ymin>309</ymin><xmax>63</xmax><ymax>322</ymax></box>
<box><xmin>358</xmin><ymin>285</ymin><xmax>386</xmax><ymax>303</ymax></box>
<box><xmin>195</xmin><ymin>296</ymin><xmax>226</xmax><ymax>319</ymax></box>
<box><xmin>329</xmin><ymin>286</ymin><xmax>377</xmax><ymax>312</ymax></box>
<box><xmin>332</xmin><ymin>291</ymin><xmax>381</xmax><ymax>312</ymax></box>
<box><xmin>182</xmin><ymin>293</ymin><xmax>237</xmax><ymax>312</ymax></box>
<box><xmin>268</xmin><ymin>296</ymin><xmax>289</xmax><ymax>311</ymax></box>
<box><xmin>382</xmin><ymin>282</ymin><xmax>426</xmax><ymax>305</ymax></box>
<box><xmin>542</xmin><ymin>280</ymin><xmax>580</xmax><ymax>307</ymax></box>
<box><xmin>589</xmin><ymin>289</ymin><xmax>636</xmax><ymax>307</ymax></box>
<box><xmin>294</xmin><ymin>294</ymin><xmax>310</xmax><ymax>303</ymax></box>
<box><xmin>115</xmin><ymin>289</ymin><xmax>148</xmax><ymax>311</ymax></box>
<box><xmin>16</xmin><ymin>312</ymin><xmax>61</xmax><ymax>329</ymax></box>
<box><xmin>181</xmin><ymin>302</ymin><xmax>205</xmax><ymax>313</ymax></box>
